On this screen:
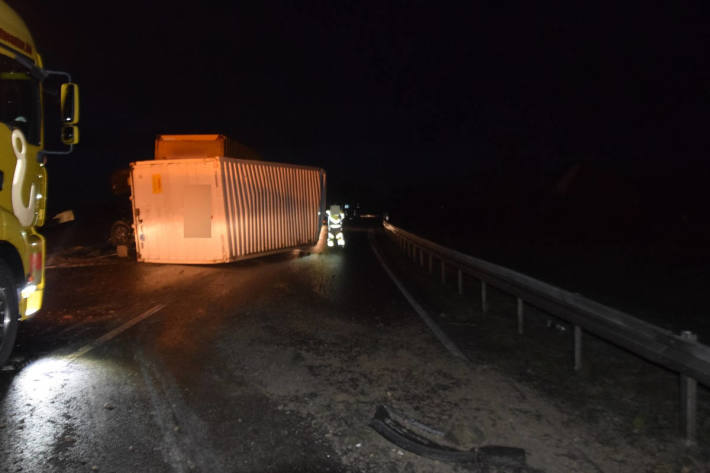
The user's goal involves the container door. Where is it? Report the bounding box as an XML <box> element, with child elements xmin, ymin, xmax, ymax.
<box><xmin>131</xmin><ymin>159</ymin><xmax>226</xmax><ymax>263</ymax></box>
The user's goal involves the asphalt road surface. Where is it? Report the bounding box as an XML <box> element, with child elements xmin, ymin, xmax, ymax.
<box><xmin>0</xmin><ymin>225</ymin><xmax>668</xmax><ymax>472</ymax></box>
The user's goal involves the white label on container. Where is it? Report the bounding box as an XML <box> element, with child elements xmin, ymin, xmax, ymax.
<box><xmin>183</xmin><ymin>185</ymin><xmax>212</xmax><ymax>238</ymax></box>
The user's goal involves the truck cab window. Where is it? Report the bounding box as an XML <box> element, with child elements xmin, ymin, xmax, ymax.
<box><xmin>0</xmin><ymin>54</ymin><xmax>41</xmax><ymax>145</ymax></box>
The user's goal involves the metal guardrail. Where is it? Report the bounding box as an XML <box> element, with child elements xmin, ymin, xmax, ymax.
<box><xmin>383</xmin><ymin>221</ymin><xmax>709</xmax><ymax>445</ymax></box>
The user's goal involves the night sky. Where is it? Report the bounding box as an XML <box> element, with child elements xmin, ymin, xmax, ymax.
<box><xmin>8</xmin><ymin>1</ymin><xmax>710</xmax><ymax>230</ymax></box>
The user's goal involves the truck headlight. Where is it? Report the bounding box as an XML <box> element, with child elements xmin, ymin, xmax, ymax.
<box><xmin>21</xmin><ymin>283</ymin><xmax>37</xmax><ymax>299</ymax></box>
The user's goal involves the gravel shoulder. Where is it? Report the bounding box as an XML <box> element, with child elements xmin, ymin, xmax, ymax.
<box><xmin>373</xmin><ymin>227</ymin><xmax>710</xmax><ymax>472</ymax></box>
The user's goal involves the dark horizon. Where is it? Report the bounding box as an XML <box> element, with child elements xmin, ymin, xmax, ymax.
<box><xmin>9</xmin><ymin>1</ymin><xmax>710</xmax><ymax>227</ymax></box>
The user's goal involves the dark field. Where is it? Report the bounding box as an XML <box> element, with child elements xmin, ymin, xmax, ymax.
<box><xmin>388</xmin><ymin>210</ymin><xmax>710</xmax><ymax>342</ymax></box>
<box><xmin>376</xmin><ymin>222</ymin><xmax>710</xmax><ymax>470</ymax></box>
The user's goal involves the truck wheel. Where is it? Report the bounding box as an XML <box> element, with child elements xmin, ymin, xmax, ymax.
<box><xmin>0</xmin><ymin>263</ymin><xmax>19</xmax><ymax>367</ymax></box>
<box><xmin>110</xmin><ymin>220</ymin><xmax>134</xmax><ymax>247</ymax></box>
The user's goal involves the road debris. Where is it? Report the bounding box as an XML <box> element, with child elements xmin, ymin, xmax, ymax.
<box><xmin>370</xmin><ymin>405</ymin><xmax>531</xmax><ymax>470</ymax></box>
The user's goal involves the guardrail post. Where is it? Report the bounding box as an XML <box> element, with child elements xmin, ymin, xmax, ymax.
<box><xmin>517</xmin><ymin>298</ymin><xmax>524</xmax><ymax>335</ymax></box>
<box><xmin>457</xmin><ymin>269</ymin><xmax>463</xmax><ymax>295</ymax></box>
<box><xmin>428</xmin><ymin>253</ymin><xmax>433</xmax><ymax>274</ymax></box>
<box><xmin>680</xmin><ymin>331</ymin><xmax>698</xmax><ymax>446</ymax></box>
<box><xmin>574</xmin><ymin>326</ymin><xmax>582</xmax><ymax>371</ymax></box>
<box><xmin>481</xmin><ymin>281</ymin><xmax>488</xmax><ymax>313</ymax></box>
<box><xmin>440</xmin><ymin>260</ymin><xmax>446</xmax><ymax>284</ymax></box>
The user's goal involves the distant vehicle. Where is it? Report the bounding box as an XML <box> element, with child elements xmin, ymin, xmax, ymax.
<box><xmin>0</xmin><ymin>1</ymin><xmax>80</xmax><ymax>365</ymax></box>
<box><xmin>129</xmin><ymin>134</ymin><xmax>326</xmax><ymax>264</ymax></box>
<box><xmin>326</xmin><ymin>205</ymin><xmax>345</xmax><ymax>247</ymax></box>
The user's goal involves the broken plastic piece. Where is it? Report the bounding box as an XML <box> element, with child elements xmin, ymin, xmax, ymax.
<box><xmin>369</xmin><ymin>405</ymin><xmax>527</xmax><ymax>469</ymax></box>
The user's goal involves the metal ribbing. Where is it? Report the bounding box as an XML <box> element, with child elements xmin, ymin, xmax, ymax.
<box><xmin>303</xmin><ymin>170</ymin><xmax>311</xmax><ymax>240</ymax></box>
<box><xmin>303</xmin><ymin>170</ymin><xmax>313</xmax><ymax>239</ymax></box>
<box><xmin>274</xmin><ymin>165</ymin><xmax>283</xmax><ymax>249</ymax></box>
<box><xmin>303</xmin><ymin>169</ymin><xmax>311</xmax><ymax>241</ymax></box>
<box><xmin>236</xmin><ymin>162</ymin><xmax>245</xmax><ymax>254</ymax></box>
<box><xmin>294</xmin><ymin>168</ymin><xmax>301</xmax><ymax>243</ymax></box>
<box><xmin>307</xmin><ymin>171</ymin><xmax>318</xmax><ymax>236</ymax></box>
<box><xmin>258</xmin><ymin>165</ymin><xmax>268</xmax><ymax>251</ymax></box>
<box><xmin>286</xmin><ymin>167</ymin><xmax>296</xmax><ymax>244</ymax></box>
<box><xmin>218</xmin><ymin>158</ymin><xmax>324</xmax><ymax>259</ymax></box>
<box><xmin>270</xmin><ymin>165</ymin><xmax>279</xmax><ymax>249</ymax></box>
<box><xmin>277</xmin><ymin>166</ymin><xmax>286</xmax><ymax>248</ymax></box>
<box><xmin>254</xmin><ymin>164</ymin><xmax>264</xmax><ymax>253</ymax></box>
<box><xmin>220</xmin><ymin>160</ymin><xmax>232</xmax><ymax>257</ymax></box>
<box><xmin>235</xmin><ymin>162</ymin><xmax>244</xmax><ymax>256</ymax></box>
<box><xmin>272</xmin><ymin>166</ymin><xmax>281</xmax><ymax>249</ymax></box>
<box><xmin>268</xmin><ymin>165</ymin><xmax>277</xmax><ymax>249</ymax></box>
<box><xmin>247</xmin><ymin>163</ymin><xmax>257</xmax><ymax>253</ymax></box>
<box><xmin>224</xmin><ymin>160</ymin><xmax>236</xmax><ymax>258</ymax></box>
<box><xmin>230</xmin><ymin>162</ymin><xmax>239</xmax><ymax>256</ymax></box>
<box><xmin>237</xmin><ymin>164</ymin><xmax>252</xmax><ymax>255</ymax></box>
<box><xmin>302</xmin><ymin>169</ymin><xmax>310</xmax><ymax>242</ymax></box>
<box><xmin>255</xmin><ymin>164</ymin><xmax>265</xmax><ymax>252</ymax></box>
<box><xmin>280</xmin><ymin>166</ymin><xmax>289</xmax><ymax>248</ymax></box>
<box><xmin>289</xmin><ymin>167</ymin><xmax>297</xmax><ymax>245</ymax></box>
<box><xmin>243</xmin><ymin>163</ymin><xmax>256</xmax><ymax>255</ymax></box>
<box><xmin>263</xmin><ymin>165</ymin><xmax>271</xmax><ymax>250</ymax></box>
<box><xmin>314</xmin><ymin>172</ymin><xmax>320</xmax><ymax>234</ymax></box>
<box><xmin>302</xmin><ymin>169</ymin><xmax>311</xmax><ymax>242</ymax></box>
<box><xmin>232</xmin><ymin>161</ymin><xmax>243</xmax><ymax>256</ymax></box>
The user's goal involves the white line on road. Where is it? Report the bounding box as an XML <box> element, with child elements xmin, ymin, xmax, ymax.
<box><xmin>368</xmin><ymin>231</ymin><xmax>468</xmax><ymax>361</ymax></box>
<box><xmin>46</xmin><ymin>262</ymin><xmax>119</xmax><ymax>269</ymax></box>
<box><xmin>66</xmin><ymin>303</ymin><xmax>167</xmax><ymax>362</ymax></box>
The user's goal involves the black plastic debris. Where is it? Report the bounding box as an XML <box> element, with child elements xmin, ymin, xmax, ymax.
<box><xmin>370</xmin><ymin>405</ymin><xmax>529</xmax><ymax>470</ymax></box>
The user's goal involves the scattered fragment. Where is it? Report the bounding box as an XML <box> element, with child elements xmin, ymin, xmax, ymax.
<box><xmin>370</xmin><ymin>405</ymin><xmax>528</xmax><ymax>469</ymax></box>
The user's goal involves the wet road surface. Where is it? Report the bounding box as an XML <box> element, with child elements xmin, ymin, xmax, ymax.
<box><xmin>1</xmin><ymin>226</ymin><xmax>424</xmax><ymax>472</ymax></box>
<box><xmin>0</xmin><ymin>226</ymin><xmax>665</xmax><ymax>472</ymax></box>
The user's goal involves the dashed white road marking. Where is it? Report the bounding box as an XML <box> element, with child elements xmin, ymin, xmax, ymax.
<box><xmin>66</xmin><ymin>303</ymin><xmax>167</xmax><ymax>362</ymax></box>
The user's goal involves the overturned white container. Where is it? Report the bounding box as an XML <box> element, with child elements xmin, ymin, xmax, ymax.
<box><xmin>129</xmin><ymin>157</ymin><xmax>326</xmax><ymax>264</ymax></box>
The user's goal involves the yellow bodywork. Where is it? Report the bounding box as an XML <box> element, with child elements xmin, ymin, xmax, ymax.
<box><xmin>0</xmin><ymin>126</ymin><xmax>47</xmax><ymax>319</ymax></box>
<box><xmin>0</xmin><ymin>1</ymin><xmax>50</xmax><ymax>319</ymax></box>
<box><xmin>0</xmin><ymin>2</ymin><xmax>41</xmax><ymax>66</ymax></box>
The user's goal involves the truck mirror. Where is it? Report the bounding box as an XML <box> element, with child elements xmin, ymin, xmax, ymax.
<box><xmin>61</xmin><ymin>125</ymin><xmax>79</xmax><ymax>145</ymax></box>
<box><xmin>60</xmin><ymin>83</ymin><xmax>79</xmax><ymax>125</ymax></box>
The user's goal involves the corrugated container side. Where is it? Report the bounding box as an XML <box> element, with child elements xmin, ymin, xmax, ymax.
<box><xmin>220</xmin><ymin>159</ymin><xmax>323</xmax><ymax>259</ymax></box>
<box><xmin>130</xmin><ymin>157</ymin><xmax>325</xmax><ymax>264</ymax></box>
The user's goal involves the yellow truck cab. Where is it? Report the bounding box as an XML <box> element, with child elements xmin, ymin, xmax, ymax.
<box><xmin>0</xmin><ymin>1</ymin><xmax>79</xmax><ymax>365</ymax></box>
